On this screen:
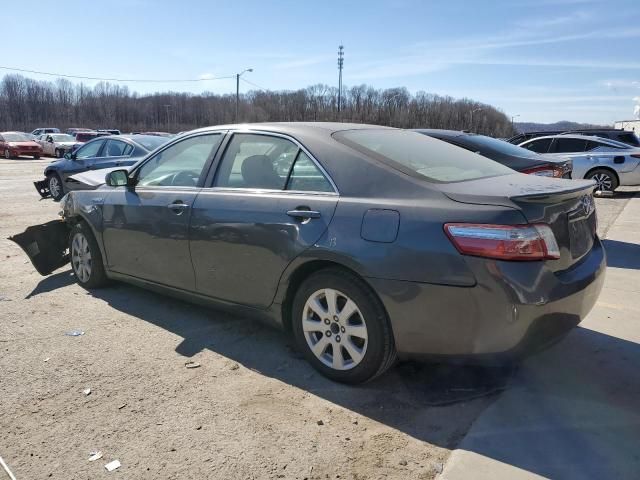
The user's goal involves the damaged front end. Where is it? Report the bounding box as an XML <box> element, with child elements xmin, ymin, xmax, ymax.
<box><xmin>34</xmin><ymin>178</ymin><xmax>51</xmax><ymax>198</ymax></box>
<box><xmin>9</xmin><ymin>219</ymin><xmax>71</xmax><ymax>275</ymax></box>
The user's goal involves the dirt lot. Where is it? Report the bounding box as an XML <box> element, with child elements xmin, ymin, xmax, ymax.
<box><xmin>0</xmin><ymin>158</ymin><xmax>632</xmax><ymax>479</ymax></box>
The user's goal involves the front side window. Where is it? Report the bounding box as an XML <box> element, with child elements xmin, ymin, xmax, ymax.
<box><xmin>554</xmin><ymin>138</ymin><xmax>587</xmax><ymax>153</ymax></box>
<box><xmin>75</xmin><ymin>140</ymin><xmax>105</xmax><ymax>159</ymax></box>
<box><xmin>334</xmin><ymin>129</ymin><xmax>512</xmax><ymax>183</ymax></box>
<box><xmin>136</xmin><ymin>134</ymin><xmax>221</xmax><ymax>187</ymax></box>
<box><xmin>214</xmin><ymin>134</ymin><xmax>299</xmax><ymax>189</ymax></box>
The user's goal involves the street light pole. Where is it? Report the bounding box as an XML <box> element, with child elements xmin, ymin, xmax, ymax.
<box><xmin>511</xmin><ymin>114</ymin><xmax>520</xmax><ymax>131</ymax></box>
<box><xmin>163</xmin><ymin>104</ymin><xmax>171</xmax><ymax>132</ymax></box>
<box><xmin>469</xmin><ymin>107</ymin><xmax>482</xmax><ymax>130</ymax></box>
<box><xmin>235</xmin><ymin>68</ymin><xmax>253</xmax><ymax>123</ymax></box>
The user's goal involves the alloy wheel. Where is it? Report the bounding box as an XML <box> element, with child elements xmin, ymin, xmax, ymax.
<box><xmin>302</xmin><ymin>288</ymin><xmax>368</xmax><ymax>370</ymax></box>
<box><xmin>49</xmin><ymin>176</ymin><xmax>61</xmax><ymax>198</ymax></box>
<box><xmin>71</xmin><ymin>232</ymin><xmax>92</xmax><ymax>283</ymax></box>
<box><xmin>592</xmin><ymin>173</ymin><xmax>613</xmax><ymax>191</ymax></box>
<box><xmin>4</xmin><ymin>149</ymin><xmax>9</xmax><ymax>159</ymax></box>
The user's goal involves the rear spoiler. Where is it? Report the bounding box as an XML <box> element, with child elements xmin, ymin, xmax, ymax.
<box><xmin>510</xmin><ymin>181</ymin><xmax>596</xmax><ymax>203</ymax></box>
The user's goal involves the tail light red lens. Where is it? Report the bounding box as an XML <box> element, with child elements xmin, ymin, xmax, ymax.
<box><xmin>444</xmin><ymin>223</ymin><xmax>560</xmax><ymax>261</ymax></box>
<box><xmin>521</xmin><ymin>166</ymin><xmax>563</xmax><ymax>177</ymax></box>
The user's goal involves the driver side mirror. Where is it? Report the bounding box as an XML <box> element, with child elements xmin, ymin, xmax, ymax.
<box><xmin>64</xmin><ymin>152</ymin><xmax>75</xmax><ymax>160</ymax></box>
<box><xmin>47</xmin><ymin>138</ymin><xmax>54</xmax><ymax>143</ymax></box>
<box><xmin>106</xmin><ymin>169</ymin><xmax>132</xmax><ymax>188</ymax></box>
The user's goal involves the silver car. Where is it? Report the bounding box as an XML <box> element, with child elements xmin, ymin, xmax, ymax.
<box><xmin>519</xmin><ymin>134</ymin><xmax>640</xmax><ymax>192</ymax></box>
<box><xmin>37</xmin><ymin>133</ymin><xmax>77</xmax><ymax>158</ymax></box>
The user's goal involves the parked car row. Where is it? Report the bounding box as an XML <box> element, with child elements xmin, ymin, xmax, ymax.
<box><xmin>12</xmin><ymin>122</ymin><xmax>605</xmax><ymax>384</ymax></box>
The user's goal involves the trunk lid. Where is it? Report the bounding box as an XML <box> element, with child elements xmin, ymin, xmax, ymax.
<box><xmin>437</xmin><ymin>174</ymin><xmax>597</xmax><ymax>271</ymax></box>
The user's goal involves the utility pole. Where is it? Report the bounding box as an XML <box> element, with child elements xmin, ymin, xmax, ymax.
<box><xmin>163</xmin><ymin>104</ymin><xmax>171</xmax><ymax>132</ymax></box>
<box><xmin>337</xmin><ymin>45</ymin><xmax>344</xmax><ymax>116</ymax></box>
<box><xmin>511</xmin><ymin>114</ymin><xmax>520</xmax><ymax>131</ymax></box>
<box><xmin>469</xmin><ymin>107</ymin><xmax>482</xmax><ymax>131</ymax></box>
<box><xmin>236</xmin><ymin>68</ymin><xmax>253</xmax><ymax>122</ymax></box>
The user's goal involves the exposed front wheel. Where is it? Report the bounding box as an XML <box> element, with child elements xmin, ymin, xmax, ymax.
<box><xmin>47</xmin><ymin>173</ymin><xmax>64</xmax><ymax>201</ymax></box>
<box><xmin>69</xmin><ymin>222</ymin><xmax>108</xmax><ymax>289</ymax></box>
<box><xmin>292</xmin><ymin>268</ymin><xmax>396</xmax><ymax>384</ymax></box>
<box><xmin>586</xmin><ymin>168</ymin><xmax>618</xmax><ymax>192</ymax></box>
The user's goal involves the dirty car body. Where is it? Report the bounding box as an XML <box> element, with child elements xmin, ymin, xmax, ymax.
<box><xmin>12</xmin><ymin>123</ymin><xmax>605</xmax><ymax>382</ymax></box>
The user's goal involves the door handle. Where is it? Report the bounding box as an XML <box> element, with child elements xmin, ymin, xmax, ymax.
<box><xmin>287</xmin><ymin>209</ymin><xmax>320</xmax><ymax>219</ymax></box>
<box><xmin>167</xmin><ymin>201</ymin><xmax>190</xmax><ymax>213</ymax></box>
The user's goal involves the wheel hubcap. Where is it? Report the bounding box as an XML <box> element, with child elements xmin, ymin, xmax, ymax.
<box><xmin>71</xmin><ymin>232</ymin><xmax>92</xmax><ymax>282</ymax></box>
<box><xmin>302</xmin><ymin>288</ymin><xmax>368</xmax><ymax>371</ymax></box>
<box><xmin>49</xmin><ymin>177</ymin><xmax>60</xmax><ymax>198</ymax></box>
<box><xmin>592</xmin><ymin>173</ymin><xmax>612</xmax><ymax>191</ymax></box>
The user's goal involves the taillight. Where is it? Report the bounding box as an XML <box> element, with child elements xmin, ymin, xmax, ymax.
<box><xmin>521</xmin><ymin>166</ymin><xmax>563</xmax><ymax>177</ymax></box>
<box><xmin>631</xmin><ymin>154</ymin><xmax>640</xmax><ymax>159</ymax></box>
<box><xmin>444</xmin><ymin>223</ymin><xmax>560</xmax><ymax>261</ymax></box>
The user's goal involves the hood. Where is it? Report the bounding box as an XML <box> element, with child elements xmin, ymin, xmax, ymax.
<box><xmin>68</xmin><ymin>166</ymin><xmax>132</xmax><ymax>187</ymax></box>
<box><xmin>55</xmin><ymin>141</ymin><xmax>77</xmax><ymax>147</ymax></box>
<box><xmin>9</xmin><ymin>141</ymin><xmax>40</xmax><ymax>148</ymax></box>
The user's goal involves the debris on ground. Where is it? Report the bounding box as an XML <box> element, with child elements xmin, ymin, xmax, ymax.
<box><xmin>88</xmin><ymin>451</ymin><xmax>103</xmax><ymax>462</ymax></box>
<box><xmin>117</xmin><ymin>403</ymin><xmax>127</xmax><ymax>410</ymax></box>
<box><xmin>64</xmin><ymin>329</ymin><xmax>84</xmax><ymax>337</ymax></box>
<box><xmin>0</xmin><ymin>454</ymin><xmax>17</xmax><ymax>480</ymax></box>
<box><xmin>184</xmin><ymin>361</ymin><xmax>201</xmax><ymax>369</ymax></box>
<box><xmin>83</xmin><ymin>388</ymin><xmax>91</xmax><ymax>396</ymax></box>
<box><xmin>43</xmin><ymin>358</ymin><xmax>49</xmax><ymax>362</ymax></box>
<box><xmin>317</xmin><ymin>420</ymin><xmax>324</xmax><ymax>426</ymax></box>
<box><xmin>104</xmin><ymin>460</ymin><xmax>121</xmax><ymax>472</ymax></box>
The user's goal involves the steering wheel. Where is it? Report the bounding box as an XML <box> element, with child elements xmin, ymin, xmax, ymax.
<box><xmin>171</xmin><ymin>170</ymin><xmax>198</xmax><ymax>186</ymax></box>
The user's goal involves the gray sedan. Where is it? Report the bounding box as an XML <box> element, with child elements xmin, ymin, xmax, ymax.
<box><xmin>12</xmin><ymin>123</ymin><xmax>605</xmax><ymax>384</ymax></box>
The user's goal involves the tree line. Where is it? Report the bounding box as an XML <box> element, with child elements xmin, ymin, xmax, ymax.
<box><xmin>0</xmin><ymin>74</ymin><xmax>516</xmax><ymax>137</ymax></box>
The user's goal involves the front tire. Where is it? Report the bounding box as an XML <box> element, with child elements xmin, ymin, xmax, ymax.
<box><xmin>586</xmin><ymin>168</ymin><xmax>618</xmax><ymax>192</ymax></box>
<box><xmin>69</xmin><ymin>222</ymin><xmax>108</xmax><ymax>289</ymax></box>
<box><xmin>4</xmin><ymin>149</ymin><xmax>12</xmax><ymax>159</ymax></box>
<box><xmin>33</xmin><ymin>154</ymin><xmax>40</xmax><ymax>159</ymax></box>
<box><xmin>47</xmin><ymin>173</ymin><xmax>64</xmax><ymax>201</ymax></box>
<box><xmin>292</xmin><ymin>268</ymin><xmax>397</xmax><ymax>384</ymax></box>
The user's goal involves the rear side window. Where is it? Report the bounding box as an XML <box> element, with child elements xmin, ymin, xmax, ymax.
<box><xmin>522</xmin><ymin>138</ymin><xmax>552</xmax><ymax>153</ymax></box>
<box><xmin>334</xmin><ymin>130</ymin><xmax>512</xmax><ymax>183</ymax></box>
<box><xmin>286</xmin><ymin>151</ymin><xmax>333</xmax><ymax>192</ymax></box>
<box><xmin>618</xmin><ymin>133</ymin><xmax>640</xmax><ymax>146</ymax></box>
<box><xmin>553</xmin><ymin>138</ymin><xmax>587</xmax><ymax>153</ymax></box>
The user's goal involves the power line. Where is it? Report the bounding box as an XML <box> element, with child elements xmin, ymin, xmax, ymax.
<box><xmin>0</xmin><ymin>66</ymin><xmax>235</xmax><ymax>83</ymax></box>
<box><xmin>241</xmin><ymin>77</ymin><xmax>268</xmax><ymax>91</ymax></box>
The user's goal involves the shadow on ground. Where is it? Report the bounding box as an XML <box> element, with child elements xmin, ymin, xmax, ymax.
<box><xmin>603</xmin><ymin>239</ymin><xmax>640</xmax><ymax>270</ymax></box>
<box><xmin>27</xmin><ymin>270</ymin><xmax>640</xmax><ymax>477</ymax></box>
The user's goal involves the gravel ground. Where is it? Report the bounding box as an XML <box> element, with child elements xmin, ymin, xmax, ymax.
<box><xmin>0</xmin><ymin>159</ymin><xmax>633</xmax><ymax>479</ymax></box>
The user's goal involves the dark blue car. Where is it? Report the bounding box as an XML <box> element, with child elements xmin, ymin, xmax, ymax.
<box><xmin>35</xmin><ymin>134</ymin><xmax>170</xmax><ymax>200</ymax></box>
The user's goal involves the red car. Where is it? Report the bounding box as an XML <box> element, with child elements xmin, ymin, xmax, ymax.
<box><xmin>1</xmin><ymin>132</ymin><xmax>43</xmax><ymax>159</ymax></box>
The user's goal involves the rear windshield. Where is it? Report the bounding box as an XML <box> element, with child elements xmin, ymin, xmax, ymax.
<box><xmin>458</xmin><ymin>134</ymin><xmax>543</xmax><ymax>159</ymax></box>
<box><xmin>617</xmin><ymin>133</ymin><xmax>640</xmax><ymax>146</ymax></box>
<box><xmin>133</xmin><ymin>136</ymin><xmax>170</xmax><ymax>151</ymax></box>
<box><xmin>334</xmin><ymin>129</ymin><xmax>513</xmax><ymax>183</ymax></box>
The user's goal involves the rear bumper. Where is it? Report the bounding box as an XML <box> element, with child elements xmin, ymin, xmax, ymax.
<box><xmin>369</xmin><ymin>237</ymin><xmax>606</xmax><ymax>362</ymax></box>
<box><xmin>34</xmin><ymin>179</ymin><xmax>50</xmax><ymax>198</ymax></box>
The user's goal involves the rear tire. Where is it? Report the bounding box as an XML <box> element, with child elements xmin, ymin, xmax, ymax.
<box><xmin>291</xmin><ymin>268</ymin><xmax>397</xmax><ymax>384</ymax></box>
<box><xmin>33</xmin><ymin>154</ymin><xmax>40</xmax><ymax>159</ymax></box>
<box><xmin>55</xmin><ymin>149</ymin><xmax>63</xmax><ymax>158</ymax></box>
<box><xmin>4</xmin><ymin>149</ymin><xmax>12</xmax><ymax>159</ymax></box>
<box><xmin>47</xmin><ymin>173</ymin><xmax>64</xmax><ymax>201</ymax></box>
<box><xmin>69</xmin><ymin>222</ymin><xmax>108</xmax><ymax>289</ymax></box>
<box><xmin>586</xmin><ymin>168</ymin><xmax>618</xmax><ymax>192</ymax></box>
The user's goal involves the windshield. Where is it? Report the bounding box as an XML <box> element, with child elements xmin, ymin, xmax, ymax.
<box><xmin>3</xmin><ymin>133</ymin><xmax>31</xmax><ymax>142</ymax></box>
<box><xmin>460</xmin><ymin>134</ymin><xmax>544</xmax><ymax>159</ymax></box>
<box><xmin>134</xmin><ymin>136</ymin><xmax>170</xmax><ymax>151</ymax></box>
<box><xmin>51</xmin><ymin>134</ymin><xmax>75</xmax><ymax>142</ymax></box>
<box><xmin>334</xmin><ymin>129</ymin><xmax>513</xmax><ymax>183</ymax></box>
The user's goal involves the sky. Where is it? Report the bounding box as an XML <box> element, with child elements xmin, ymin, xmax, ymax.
<box><xmin>4</xmin><ymin>0</ymin><xmax>640</xmax><ymax>125</ymax></box>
